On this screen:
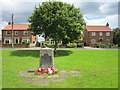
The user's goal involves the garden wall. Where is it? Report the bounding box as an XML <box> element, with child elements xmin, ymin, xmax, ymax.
<box><xmin>2</xmin><ymin>44</ymin><xmax>30</xmax><ymax>48</ymax></box>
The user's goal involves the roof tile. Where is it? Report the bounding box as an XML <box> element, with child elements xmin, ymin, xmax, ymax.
<box><xmin>86</xmin><ymin>26</ymin><xmax>112</xmax><ymax>31</ymax></box>
<box><xmin>2</xmin><ymin>24</ymin><xmax>29</xmax><ymax>30</ymax></box>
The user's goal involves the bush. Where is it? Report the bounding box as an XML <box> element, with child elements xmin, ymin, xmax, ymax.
<box><xmin>77</xmin><ymin>43</ymin><xmax>84</xmax><ymax>47</ymax></box>
<box><xmin>118</xmin><ymin>43</ymin><xmax>120</xmax><ymax>47</ymax></box>
<box><xmin>101</xmin><ymin>44</ymin><xmax>106</xmax><ymax>48</ymax></box>
<box><xmin>106</xmin><ymin>43</ymin><xmax>112</xmax><ymax>48</ymax></box>
<box><xmin>27</xmin><ymin>41</ymin><xmax>30</xmax><ymax>44</ymax></box>
<box><xmin>95</xmin><ymin>43</ymin><xmax>100</xmax><ymax>48</ymax></box>
<box><xmin>57</xmin><ymin>43</ymin><xmax>62</xmax><ymax>48</ymax></box>
<box><xmin>66</xmin><ymin>43</ymin><xmax>77</xmax><ymax>48</ymax></box>
<box><xmin>43</xmin><ymin>41</ymin><xmax>63</xmax><ymax>48</ymax></box>
<box><xmin>94</xmin><ymin>43</ymin><xmax>113</xmax><ymax>48</ymax></box>
<box><xmin>22</xmin><ymin>41</ymin><xmax>27</xmax><ymax>44</ymax></box>
<box><xmin>45</xmin><ymin>43</ymin><xmax>55</xmax><ymax>48</ymax></box>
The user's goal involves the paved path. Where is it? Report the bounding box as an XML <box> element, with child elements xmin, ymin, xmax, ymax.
<box><xmin>0</xmin><ymin>47</ymin><xmax>119</xmax><ymax>50</ymax></box>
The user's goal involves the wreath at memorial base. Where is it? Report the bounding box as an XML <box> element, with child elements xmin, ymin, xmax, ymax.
<box><xmin>35</xmin><ymin>67</ymin><xmax>57</xmax><ymax>75</ymax></box>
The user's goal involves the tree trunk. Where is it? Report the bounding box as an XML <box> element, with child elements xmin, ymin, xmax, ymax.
<box><xmin>54</xmin><ymin>40</ymin><xmax>58</xmax><ymax>54</ymax></box>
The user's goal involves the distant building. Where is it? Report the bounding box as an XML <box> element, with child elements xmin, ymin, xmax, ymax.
<box><xmin>2</xmin><ymin>23</ymin><xmax>38</xmax><ymax>48</ymax></box>
<box><xmin>83</xmin><ymin>23</ymin><xmax>113</xmax><ymax>46</ymax></box>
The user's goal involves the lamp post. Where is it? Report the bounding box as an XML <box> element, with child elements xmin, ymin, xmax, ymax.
<box><xmin>11</xmin><ymin>14</ymin><xmax>14</xmax><ymax>48</ymax></box>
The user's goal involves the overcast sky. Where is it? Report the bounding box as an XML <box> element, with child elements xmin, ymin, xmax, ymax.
<box><xmin>0</xmin><ymin>0</ymin><xmax>119</xmax><ymax>33</ymax></box>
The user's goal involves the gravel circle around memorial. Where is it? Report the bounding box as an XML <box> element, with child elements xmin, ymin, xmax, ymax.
<box><xmin>18</xmin><ymin>67</ymin><xmax>83</xmax><ymax>86</ymax></box>
<box><xmin>52</xmin><ymin>79</ymin><xmax>65</xmax><ymax>82</ymax></box>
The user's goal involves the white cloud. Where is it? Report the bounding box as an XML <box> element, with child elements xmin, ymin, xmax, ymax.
<box><xmin>99</xmin><ymin>2</ymin><xmax>118</xmax><ymax>15</ymax></box>
<box><xmin>84</xmin><ymin>14</ymin><xmax>118</xmax><ymax>29</ymax></box>
<box><xmin>1</xmin><ymin>21</ymin><xmax>8</xmax><ymax>29</ymax></box>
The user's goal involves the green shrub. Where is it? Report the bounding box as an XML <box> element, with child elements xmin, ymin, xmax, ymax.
<box><xmin>57</xmin><ymin>43</ymin><xmax>62</xmax><ymax>48</ymax></box>
<box><xmin>77</xmin><ymin>43</ymin><xmax>84</xmax><ymax>47</ymax></box>
<box><xmin>94</xmin><ymin>43</ymin><xmax>113</xmax><ymax>48</ymax></box>
<box><xmin>43</xmin><ymin>41</ymin><xmax>63</xmax><ymax>48</ymax></box>
<box><xmin>46</xmin><ymin>43</ymin><xmax>54</xmax><ymax>47</ymax></box>
<box><xmin>101</xmin><ymin>44</ymin><xmax>106</xmax><ymax>48</ymax></box>
<box><xmin>95</xmin><ymin>43</ymin><xmax>100</xmax><ymax>48</ymax></box>
<box><xmin>106</xmin><ymin>43</ymin><xmax>112</xmax><ymax>48</ymax></box>
<box><xmin>66</xmin><ymin>43</ymin><xmax>77</xmax><ymax>48</ymax></box>
<box><xmin>22</xmin><ymin>41</ymin><xmax>27</xmax><ymax>44</ymax></box>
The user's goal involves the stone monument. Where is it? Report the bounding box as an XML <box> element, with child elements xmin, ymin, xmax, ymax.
<box><xmin>40</xmin><ymin>48</ymin><xmax>54</xmax><ymax>70</ymax></box>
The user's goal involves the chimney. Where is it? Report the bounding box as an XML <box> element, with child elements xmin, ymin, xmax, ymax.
<box><xmin>8</xmin><ymin>21</ymin><xmax>11</xmax><ymax>25</ymax></box>
<box><xmin>106</xmin><ymin>22</ymin><xmax>109</xmax><ymax>26</ymax></box>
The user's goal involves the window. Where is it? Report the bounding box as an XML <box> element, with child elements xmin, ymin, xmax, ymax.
<box><xmin>6</xmin><ymin>31</ymin><xmax>10</xmax><ymax>35</ymax></box>
<box><xmin>99</xmin><ymin>32</ymin><xmax>102</xmax><ymax>36</ymax></box>
<box><xmin>5</xmin><ymin>40</ymin><xmax>9</xmax><ymax>44</ymax></box>
<box><xmin>14</xmin><ymin>38</ymin><xmax>19</xmax><ymax>44</ymax></box>
<box><xmin>22</xmin><ymin>38</ymin><xmax>30</xmax><ymax>43</ymax></box>
<box><xmin>4</xmin><ymin>39</ymin><xmax>12</xmax><ymax>44</ymax></box>
<box><xmin>99</xmin><ymin>38</ymin><xmax>103</xmax><ymax>42</ymax></box>
<box><xmin>50</xmin><ymin>40</ymin><xmax>55</xmax><ymax>44</ymax></box>
<box><xmin>91</xmin><ymin>39</ymin><xmax>96</xmax><ymax>44</ymax></box>
<box><xmin>24</xmin><ymin>31</ymin><xmax>28</xmax><ymax>35</ymax></box>
<box><xmin>15</xmin><ymin>31</ymin><xmax>19</xmax><ymax>35</ymax></box>
<box><xmin>106</xmin><ymin>39</ymin><xmax>110</xmax><ymax>43</ymax></box>
<box><xmin>91</xmin><ymin>32</ymin><xmax>96</xmax><ymax>36</ymax></box>
<box><xmin>106</xmin><ymin>32</ymin><xmax>110</xmax><ymax>36</ymax></box>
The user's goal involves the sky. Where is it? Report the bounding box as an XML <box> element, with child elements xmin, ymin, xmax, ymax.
<box><xmin>0</xmin><ymin>0</ymin><xmax>119</xmax><ymax>40</ymax></box>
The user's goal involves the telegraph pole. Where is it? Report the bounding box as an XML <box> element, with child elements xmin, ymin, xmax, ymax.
<box><xmin>12</xmin><ymin>14</ymin><xmax>14</xmax><ymax>48</ymax></box>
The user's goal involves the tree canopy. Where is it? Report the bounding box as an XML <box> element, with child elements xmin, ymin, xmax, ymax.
<box><xmin>28</xmin><ymin>1</ymin><xmax>86</xmax><ymax>51</ymax></box>
<box><xmin>113</xmin><ymin>28</ymin><xmax>120</xmax><ymax>46</ymax></box>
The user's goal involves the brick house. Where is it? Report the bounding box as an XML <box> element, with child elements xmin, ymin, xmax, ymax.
<box><xmin>2</xmin><ymin>23</ymin><xmax>38</xmax><ymax>48</ymax></box>
<box><xmin>83</xmin><ymin>23</ymin><xmax>113</xmax><ymax>46</ymax></box>
<box><xmin>45</xmin><ymin>37</ymin><xmax>62</xmax><ymax>44</ymax></box>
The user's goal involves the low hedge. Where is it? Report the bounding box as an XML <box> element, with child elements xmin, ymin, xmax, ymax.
<box><xmin>94</xmin><ymin>43</ymin><xmax>113</xmax><ymax>48</ymax></box>
<box><xmin>77</xmin><ymin>43</ymin><xmax>84</xmax><ymax>47</ymax></box>
<box><xmin>66</xmin><ymin>43</ymin><xmax>77</xmax><ymax>48</ymax></box>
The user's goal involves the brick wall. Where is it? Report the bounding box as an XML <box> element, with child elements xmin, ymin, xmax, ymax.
<box><xmin>2</xmin><ymin>30</ymin><xmax>32</xmax><ymax>37</ymax></box>
<box><xmin>2</xmin><ymin>44</ymin><xmax>30</xmax><ymax>48</ymax></box>
<box><xmin>84</xmin><ymin>30</ymin><xmax>113</xmax><ymax>45</ymax></box>
<box><xmin>2</xmin><ymin>30</ymin><xmax>38</xmax><ymax>44</ymax></box>
<box><xmin>2</xmin><ymin>30</ymin><xmax>32</xmax><ymax>43</ymax></box>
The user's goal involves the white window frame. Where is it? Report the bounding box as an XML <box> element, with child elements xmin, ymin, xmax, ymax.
<box><xmin>106</xmin><ymin>32</ymin><xmax>110</xmax><ymax>36</ymax></box>
<box><xmin>22</xmin><ymin>38</ymin><xmax>30</xmax><ymax>43</ymax></box>
<box><xmin>24</xmin><ymin>31</ymin><xmax>28</xmax><ymax>35</ymax></box>
<box><xmin>99</xmin><ymin>32</ymin><xmax>102</xmax><ymax>36</ymax></box>
<box><xmin>6</xmin><ymin>31</ymin><xmax>10</xmax><ymax>35</ymax></box>
<box><xmin>50</xmin><ymin>40</ymin><xmax>55</xmax><ymax>44</ymax></box>
<box><xmin>91</xmin><ymin>39</ymin><xmax>96</xmax><ymax>44</ymax></box>
<box><xmin>14</xmin><ymin>38</ymin><xmax>19</xmax><ymax>44</ymax></box>
<box><xmin>106</xmin><ymin>39</ymin><xmax>110</xmax><ymax>43</ymax></box>
<box><xmin>91</xmin><ymin>32</ymin><xmax>96</xmax><ymax>36</ymax></box>
<box><xmin>15</xmin><ymin>31</ymin><xmax>19</xmax><ymax>35</ymax></box>
<box><xmin>4</xmin><ymin>38</ymin><xmax>12</xmax><ymax>44</ymax></box>
<box><xmin>49</xmin><ymin>39</ymin><xmax>55</xmax><ymax>44</ymax></box>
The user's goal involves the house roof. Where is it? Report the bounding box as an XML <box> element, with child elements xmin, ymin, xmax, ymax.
<box><xmin>2</xmin><ymin>24</ymin><xmax>29</xmax><ymax>30</ymax></box>
<box><xmin>86</xmin><ymin>25</ymin><xmax>112</xmax><ymax>32</ymax></box>
<box><xmin>2</xmin><ymin>24</ymin><xmax>112</xmax><ymax>32</ymax></box>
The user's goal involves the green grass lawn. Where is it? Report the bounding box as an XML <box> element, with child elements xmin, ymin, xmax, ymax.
<box><xmin>2</xmin><ymin>50</ymin><xmax>118</xmax><ymax>88</ymax></box>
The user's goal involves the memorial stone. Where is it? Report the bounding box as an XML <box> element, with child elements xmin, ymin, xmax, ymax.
<box><xmin>40</xmin><ymin>49</ymin><xmax>54</xmax><ymax>70</ymax></box>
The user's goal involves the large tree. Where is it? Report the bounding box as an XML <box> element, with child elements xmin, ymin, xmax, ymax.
<box><xmin>28</xmin><ymin>1</ymin><xmax>85</xmax><ymax>52</ymax></box>
<box><xmin>113</xmin><ymin>28</ymin><xmax>120</xmax><ymax>46</ymax></box>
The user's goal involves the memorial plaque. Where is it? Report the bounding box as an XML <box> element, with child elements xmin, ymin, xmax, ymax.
<box><xmin>40</xmin><ymin>49</ymin><xmax>54</xmax><ymax>70</ymax></box>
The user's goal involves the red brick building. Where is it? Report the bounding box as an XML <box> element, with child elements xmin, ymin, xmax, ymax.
<box><xmin>2</xmin><ymin>24</ymin><xmax>38</xmax><ymax>48</ymax></box>
<box><xmin>83</xmin><ymin>23</ymin><xmax>113</xmax><ymax>46</ymax></box>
